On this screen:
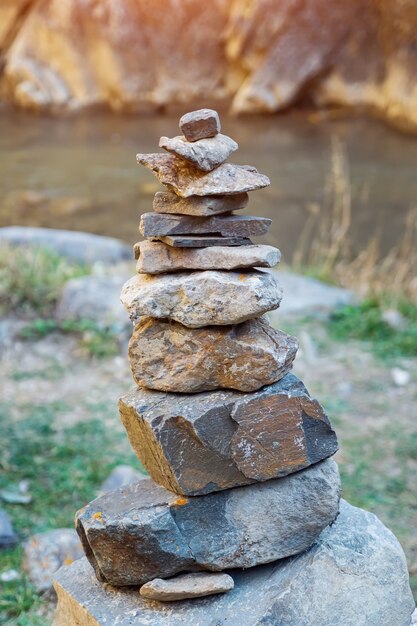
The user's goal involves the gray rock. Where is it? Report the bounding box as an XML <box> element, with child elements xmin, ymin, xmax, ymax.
<box><xmin>159</xmin><ymin>133</ymin><xmax>238</xmax><ymax>171</ymax></box>
<box><xmin>179</xmin><ymin>109</ymin><xmax>220</xmax><ymax>142</ymax></box>
<box><xmin>153</xmin><ymin>191</ymin><xmax>249</xmax><ymax>216</ymax></box>
<box><xmin>136</xmin><ymin>153</ymin><xmax>270</xmax><ymax>197</ymax></box>
<box><xmin>140</xmin><ymin>212</ymin><xmax>271</xmax><ymax>237</ymax></box>
<box><xmin>56</xmin><ymin>500</ymin><xmax>415</xmax><ymax>626</ymax></box>
<box><xmin>23</xmin><ymin>528</ymin><xmax>83</xmax><ymax>592</ymax></box>
<box><xmin>0</xmin><ymin>227</ymin><xmax>131</xmax><ymax>265</ymax></box>
<box><xmin>0</xmin><ymin>509</ymin><xmax>18</xmax><ymax>549</ymax></box>
<box><xmin>119</xmin><ymin>373</ymin><xmax>338</xmax><ymax>495</ymax></box>
<box><xmin>135</xmin><ymin>241</ymin><xmax>281</xmax><ymax>274</ymax></box>
<box><xmin>128</xmin><ymin>316</ymin><xmax>298</xmax><ymax>393</ymax></box>
<box><xmin>140</xmin><ymin>572</ymin><xmax>234</xmax><ymax>601</ymax></box>
<box><xmin>120</xmin><ymin>270</ymin><xmax>281</xmax><ymax>327</ymax></box>
<box><xmin>97</xmin><ymin>465</ymin><xmax>146</xmax><ymax>496</ymax></box>
<box><xmin>155</xmin><ymin>234</ymin><xmax>252</xmax><ymax>247</ymax></box>
<box><xmin>411</xmin><ymin>608</ymin><xmax>417</xmax><ymax>625</ymax></box>
<box><xmin>75</xmin><ymin>459</ymin><xmax>341</xmax><ymax>586</ymax></box>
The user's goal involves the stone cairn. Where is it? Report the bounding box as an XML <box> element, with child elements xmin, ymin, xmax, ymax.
<box><xmin>53</xmin><ymin>110</ymin><xmax>415</xmax><ymax>626</ymax></box>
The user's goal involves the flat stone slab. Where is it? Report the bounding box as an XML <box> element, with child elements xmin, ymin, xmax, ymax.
<box><xmin>136</xmin><ymin>153</ymin><xmax>270</xmax><ymax>197</ymax></box>
<box><xmin>179</xmin><ymin>109</ymin><xmax>220</xmax><ymax>142</ymax></box>
<box><xmin>119</xmin><ymin>373</ymin><xmax>338</xmax><ymax>495</ymax></box>
<box><xmin>140</xmin><ymin>212</ymin><xmax>271</xmax><ymax>237</ymax></box>
<box><xmin>53</xmin><ymin>500</ymin><xmax>415</xmax><ymax>626</ymax></box>
<box><xmin>128</xmin><ymin>316</ymin><xmax>298</xmax><ymax>393</ymax></box>
<box><xmin>120</xmin><ymin>270</ymin><xmax>281</xmax><ymax>327</ymax></box>
<box><xmin>159</xmin><ymin>133</ymin><xmax>238</xmax><ymax>172</ymax></box>
<box><xmin>75</xmin><ymin>459</ymin><xmax>340</xmax><ymax>586</ymax></box>
<box><xmin>153</xmin><ymin>191</ymin><xmax>249</xmax><ymax>216</ymax></box>
<box><xmin>140</xmin><ymin>572</ymin><xmax>234</xmax><ymax>601</ymax></box>
<box><xmin>155</xmin><ymin>234</ymin><xmax>252</xmax><ymax>247</ymax></box>
<box><xmin>135</xmin><ymin>241</ymin><xmax>281</xmax><ymax>273</ymax></box>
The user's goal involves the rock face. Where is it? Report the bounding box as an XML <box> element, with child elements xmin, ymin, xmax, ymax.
<box><xmin>135</xmin><ymin>241</ymin><xmax>280</xmax><ymax>273</ymax></box>
<box><xmin>179</xmin><ymin>109</ymin><xmax>221</xmax><ymax>141</ymax></box>
<box><xmin>128</xmin><ymin>316</ymin><xmax>298</xmax><ymax>393</ymax></box>
<box><xmin>139</xmin><ymin>572</ymin><xmax>234</xmax><ymax>601</ymax></box>
<box><xmin>54</xmin><ymin>501</ymin><xmax>415</xmax><ymax>626</ymax></box>
<box><xmin>136</xmin><ymin>154</ymin><xmax>270</xmax><ymax>197</ymax></box>
<box><xmin>153</xmin><ymin>191</ymin><xmax>249</xmax><ymax>216</ymax></box>
<box><xmin>159</xmin><ymin>134</ymin><xmax>237</xmax><ymax>172</ymax></box>
<box><xmin>119</xmin><ymin>373</ymin><xmax>338</xmax><ymax>495</ymax></box>
<box><xmin>140</xmin><ymin>212</ymin><xmax>271</xmax><ymax>238</ymax></box>
<box><xmin>120</xmin><ymin>270</ymin><xmax>281</xmax><ymax>327</ymax></box>
<box><xmin>75</xmin><ymin>459</ymin><xmax>341</xmax><ymax>586</ymax></box>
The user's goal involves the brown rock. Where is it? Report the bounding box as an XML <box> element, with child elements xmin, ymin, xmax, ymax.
<box><xmin>140</xmin><ymin>212</ymin><xmax>271</xmax><ymax>238</ymax></box>
<box><xmin>136</xmin><ymin>153</ymin><xmax>270</xmax><ymax>197</ymax></box>
<box><xmin>135</xmin><ymin>241</ymin><xmax>281</xmax><ymax>273</ymax></box>
<box><xmin>159</xmin><ymin>133</ymin><xmax>237</xmax><ymax>172</ymax></box>
<box><xmin>139</xmin><ymin>572</ymin><xmax>234</xmax><ymax>601</ymax></box>
<box><xmin>153</xmin><ymin>191</ymin><xmax>249</xmax><ymax>216</ymax></box>
<box><xmin>128</xmin><ymin>316</ymin><xmax>298</xmax><ymax>393</ymax></box>
<box><xmin>155</xmin><ymin>235</ymin><xmax>253</xmax><ymax>248</ymax></box>
<box><xmin>179</xmin><ymin>109</ymin><xmax>220</xmax><ymax>141</ymax></box>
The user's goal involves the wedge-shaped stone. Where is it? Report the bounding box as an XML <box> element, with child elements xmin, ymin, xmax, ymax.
<box><xmin>128</xmin><ymin>317</ymin><xmax>298</xmax><ymax>393</ymax></box>
<box><xmin>135</xmin><ymin>241</ymin><xmax>280</xmax><ymax>273</ymax></box>
<box><xmin>153</xmin><ymin>191</ymin><xmax>249</xmax><ymax>216</ymax></box>
<box><xmin>136</xmin><ymin>153</ymin><xmax>270</xmax><ymax>197</ymax></box>
<box><xmin>54</xmin><ymin>501</ymin><xmax>416</xmax><ymax>626</ymax></box>
<box><xmin>154</xmin><ymin>235</ymin><xmax>252</xmax><ymax>247</ymax></box>
<box><xmin>75</xmin><ymin>459</ymin><xmax>340</xmax><ymax>586</ymax></box>
<box><xmin>119</xmin><ymin>373</ymin><xmax>338</xmax><ymax>495</ymax></box>
<box><xmin>159</xmin><ymin>134</ymin><xmax>238</xmax><ymax>172</ymax></box>
<box><xmin>179</xmin><ymin>109</ymin><xmax>220</xmax><ymax>142</ymax></box>
<box><xmin>140</xmin><ymin>212</ymin><xmax>271</xmax><ymax>238</ymax></box>
<box><xmin>139</xmin><ymin>572</ymin><xmax>234</xmax><ymax>601</ymax></box>
<box><xmin>120</xmin><ymin>270</ymin><xmax>281</xmax><ymax>327</ymax></box>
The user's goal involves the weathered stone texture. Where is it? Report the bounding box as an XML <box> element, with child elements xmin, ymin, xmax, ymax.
<box><xmin>139</xmin><ymin>212</ymin><xmax>271</xmax><ymax>238</ymax></box>
<box><xmin>159</xmin><ymin>133</ymin><xmax>237</xmax><ymax>172</ymax></box>
<box><xmin>135</xmin><ymin>241</ymin><xmax>280</xmax><ymax>273</ymax></box>
<box><xmin>154</xmin><ymin>234</ymin><xmax>252</xmax><ymax>247</ymax></box>
<box><xmin>75</xmin><ymin>459</ymin><xmax>340</xmax><ymax>586</ymax></box>
<box><xmin>139</xmin><ymin>572</ymin><xmax>234</xmax><ymax>601</ymax></box>
<box><xmin>120</xmin><ymin>270</ymin><xmax>281</xmax><ymax>327</ymax></box>
<box><xmin>153</xmin><ymin>191</ymin><xmax>249</xmax><ymax>216</ymax></box>
<box><xmin>136</xmin><ymin>153</ymin><xmax>270</xmax><ymax>197</ymax></box>
<box><xmin>119</xmin><ymin>373</ymin><xmax>338</xmax><ymax>495</ymax></box>
<box><xmin>179</xmin><ymin>109</ymin><xmax>221</xmax><ymax>141</ymax></box>
<box><xmin>128</xmin><ymin>316</ymin><xmax>298</xmax><ymax>393</ymax></box>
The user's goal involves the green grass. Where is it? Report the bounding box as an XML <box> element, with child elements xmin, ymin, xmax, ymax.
<box><xmin>328</xmin><ymin>300</ymin><xmax>417</xmax><ymax>359</ymax></box>
<box><xmin>0</xmin><ymin>402</ymin><xmax>143</xmax><ymax>625</ymax></box>
<box><xmin>0</xmin><ymin>245</ymin><xmax>88</xmax><ymax>318</ymax></box>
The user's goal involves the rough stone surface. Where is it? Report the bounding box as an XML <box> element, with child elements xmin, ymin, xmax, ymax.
<box><xmin>140</xmin><ymin>212</ymin><xmax>271</xmax><ymax>238</ymax></box>
<box><xmin>55</xmin><ymin>500</ymin><xmax>415</xmax><ymax>626</ymax></box>
<box><xmin>97</xmin><ymin>465</ymin><xmax>146</xmax><ymax>497</ymax></box>
<box><xmin>179</xmin><ymin>109</ymin><xmax>220</xmax><ymax>141</ymax></box>
<box><xmin>159</xmin><ymin>133</ymin><xmax>237</xmax><ymax>172</ymax></box>
<box><xmin>120</xmin><ymin>270</ymin><xmax>281</xmax><ymax>327</ymax></box>
<box><xmin>135</xmin><ymin>241</ymin><xmax>281</xmax><ymax>273</ymax></box>
<box><xmin>23</xmin><ymin>528</ymin><xmax>83</xmax><ymax>593</ymax></box>
<box><xmin>137</xmin><ymin>153</ymin><xmax>270</xmax><ymax>197</ymax></box>
<box><xmin>0</xmin><ymin>226</ymin><xmax>131</xmax><ymax>264</ymax></box>
<box><xmin>155</xmin><ymin>235</ymin><xmax>252</xmax><ymax>248</ymax></box>
<box><xmin>139</xmin><ymin>572</ymin><xmax>234</xmax><ymax>601</ymax></box>
<box><xmin>0</xmin><ymin>509</ymin><xmax>18</xmax><ymax>549</ymax></box>
<box><xmin>128</xmin><ymin>316</ymin><xmax>298</xmax><ymax>393</ymax></box>
<box><xmin>119</xmin><ymin>373</ymin><xmax>338</xmax><ymax>495</ymax></box>
<box><xmin>153</xmin><ymin>191</ymin><xmax>249</xmax><ymax>216</ymax></box>
<box><xmin>75</xmin><ymin>458</ymin><xmax>340</xmax><ymax>586</ymax></box>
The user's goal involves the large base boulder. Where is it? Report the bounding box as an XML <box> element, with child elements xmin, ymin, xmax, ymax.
<box><xmin>54</xmin><ymin>500</ymin><xmax>415</xmax><ymax>626</ymax></box>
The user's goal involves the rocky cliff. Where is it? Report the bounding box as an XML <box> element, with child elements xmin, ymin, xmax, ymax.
<box><xmin>0</xmin><ymin>0</ymin><xmax>416</xmax><ymax>131</ymax></box>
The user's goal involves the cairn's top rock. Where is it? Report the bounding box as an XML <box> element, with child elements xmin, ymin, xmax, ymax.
<box><xmin>179</xmin><ymin>109</ymin><xmax>220</xmax><ymax>142</ymax></box>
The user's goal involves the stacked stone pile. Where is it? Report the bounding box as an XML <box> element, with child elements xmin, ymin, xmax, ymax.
<box><xmin>53</xmin><ymin>110</ymin><xmax>415</xmax><ymax>625</ymax></box>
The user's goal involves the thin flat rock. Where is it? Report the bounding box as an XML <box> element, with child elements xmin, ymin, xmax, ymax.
<box><xmin>136</xmin><ymin>153</ymin><xmax>270</xmax><ymax>197</ymax></box>
<box><xmin>120</xmin><ymin>270</ymin><xmax>281</xmax><ymax>327</ymax></box>
<box><xmin>128</xmin><ymin>316</ymin><xmax>298</xmax><ymax>393</ymax></box>
<box><xmin>75</xmin><ymin>459</ymin><xmax>340</xmax><ymax>586</ymax></box>
<box><xmin>155</xmin><ymin>235</ymin><xmax>252</xmax><ymax>248</ymax></box>
<box><xmin>159</xmin><ymin>134</ymin><xmax>238</xmax><ymax>172</ymax></box>
<box><xmin>179</xmin><ymin>109</ymin><xmax>220</xmax><ymax>142</ymax></box>
<box><xmin>119</xmin><ymin>373</ymin><xmax>338</xmax><ymax>495</ymax></box>
<box><xmin>153</xmin><ymin>191</ymin><xmax>249</xmax><ymax>216</ymax></box>
<box><xmin>140</xmin><ymin>572</ymin><xmax>234</xmax><ymax>601</ymax></box>
<box><xmin>135</xmin><ymin>241</ymin><xmax>281</xmax><ymax>273</ymax></box>
<box><xmin>140</xmin><ymin>212</ymin><xmax>271</xmax><ymax>237</ymax></box>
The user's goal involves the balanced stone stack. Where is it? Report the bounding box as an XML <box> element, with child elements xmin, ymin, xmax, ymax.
<box><xmin>53</xmin><ymin>111</ymin><xmax>415</xmax><ymax>626</ymax></box>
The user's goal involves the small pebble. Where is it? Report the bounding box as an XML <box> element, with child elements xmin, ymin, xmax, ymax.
<box><xmin>391</xmin><ymin>367</ymin><xmax>411</xmax><ymax>387</ymax></box>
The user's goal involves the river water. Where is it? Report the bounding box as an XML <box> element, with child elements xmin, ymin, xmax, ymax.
<box><xmin>0</xmin><ymin>109</ymin><xmax>416</xmax><ymax>263</ymax></box>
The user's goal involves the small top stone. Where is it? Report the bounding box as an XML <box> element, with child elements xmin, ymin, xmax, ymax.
<box><xmin>179</xmin><ymin>109</ymin><xmax>221</xmax><ymax>142</ymax></box>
